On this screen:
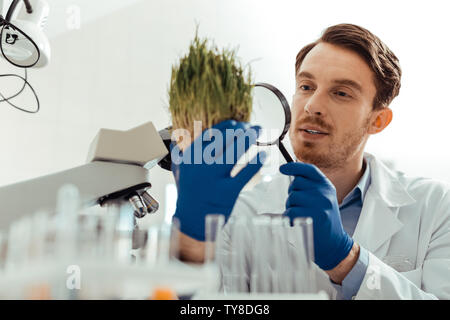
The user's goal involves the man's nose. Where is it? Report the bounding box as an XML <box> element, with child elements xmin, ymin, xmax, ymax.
<box><xmin>304</xmin><ymin>90</ymin><xmax>327</xmax><ymax>116</ymax></box>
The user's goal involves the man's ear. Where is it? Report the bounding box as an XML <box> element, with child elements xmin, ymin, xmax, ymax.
<box><xmin>368</xmin><ymin>107</ymin><xmax>393</xmax><ymax>134</ymax></box>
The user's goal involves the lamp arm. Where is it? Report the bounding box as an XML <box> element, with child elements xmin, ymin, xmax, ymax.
<box><xmin>23</xmin><ymin>0</ymin><xmax>32</xmax><ymax>13</ymax></box>
<box><xmin>5</xmin><ymin>0</ymin><xmax>32</xmax><ymax>21</ymax></box>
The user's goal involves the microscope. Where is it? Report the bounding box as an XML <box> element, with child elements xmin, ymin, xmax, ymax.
<box><xmin>0</xmin><ymin>121</ymin><xmax>172</xmax><ymax>249</ymax></box>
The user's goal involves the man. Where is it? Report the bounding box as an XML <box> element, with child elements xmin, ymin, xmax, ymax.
<box><xmin>171</xmin><ymin>24</ymin><xmax>450</xmax><ymax>299</ymax></box>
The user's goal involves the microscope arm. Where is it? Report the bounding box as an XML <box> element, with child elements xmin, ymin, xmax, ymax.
<box><xmin>0</xmin><ymin>161</ymin><xmax>150</xmax><ymax>228</ymax></box>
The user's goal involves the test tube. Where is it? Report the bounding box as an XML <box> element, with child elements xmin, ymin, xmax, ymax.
<box><xmin>27</xmin><ymin>211</ymin><xmax>53</xmax><ymax>300</ymax></box>
<box><xmin>229</xmin><ymin>216</ymin><xmax>250</xmax><ymax>293</ymax></box>
<box><xmin>0</xmin><ymin>232</ymin><xmax>6</xmax><ymax>272</ymax></box>
<box><xmin>272</xmin><ymin>216</ymin><xmax>294</xmax><ymax>293</ymax></box>
<box><xmin>55</xmin><ymin>184</ymin><xmax>81</xmax><ymax>260</ymax></box>
<box><xmin>144</xmin><ymin>225</ymin><xmax>159</xmax><ymax>266</ymax></box>
<box><xmin>77</xmin><ymin>212</ymin><xmax>99</xmax><ymax>259</ymax></box>
<box><xmin>98</xmin><ymin>204</ymin><xmax>119</xmax><ymax>260</ymax></box>
<box><xmin>114</xmin><ymin>209</ymin><xmax>134</xmax><ymax>264</ymax></box>
<box><xmin>215</xmin><ymin>217</ymin><xmax>233</xmax><ymax>294</ymax></box>
<box><xmin>4</xmin><ymin>217</ymin><xmax>33</xmax><ymax>273</ymax></box>
<box><xmin>169</xmin><ymin>217</ymin><xmax>180</xmax><ymax>261</ymax></box>
<box><xmin>292</xmin><ymin>217</ymin><xmax>316</xmax><ymax>293</ymax></box>
<box><xmin>29</xmin><ymin>211</ymin><xmax>49</xmax><ymax>265</ymax></box>
<box><xmin>283</xmin><ymin>216</ymin><xmax>296</xmax><ymax>293</ymax></box>
<box><xmin>41</xmin><ymin>215</ymin><xmax>58</xmax><ymax>262</ymax></box>
<box><xmin>204</xmin><ymin>214</ymin><xmax>225</xmax><ymax>265</ymax></box>
<box><xmin>5</xmin><ymin>220</ymin><xmax>22</xmax><ymax>272</ymax></box>
<box><xmin>142</xmin><ymin>222</ymin><xmax>174</xmax><ymax>266</ymax></box>
<box><xmin>270</xmin><ymin>216</ymin><xmax>282</xmax><ymax>293</ymax></box>
<box><xmin>19</xmin><ymin>217</ymin><xmax>33</xmax><ymax>269</ymax></box>
<box><xmin>145</xmin><ymin>226</ymin><xmax>159</xmax><ymax>266</ymax></box>
<box><xmin>156</xmin><ymin>222</ymin><xmax>172</xmax><ymax>265</ymax></box>
<box><xmin>249</xmin><ymin>215</ymin><xmax>272</xmax><ymax>294</ymax></box>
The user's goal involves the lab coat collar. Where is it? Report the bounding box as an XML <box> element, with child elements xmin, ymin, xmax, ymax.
<box><xmin>363</xmin><ymin>152</ymin><xmax>416</xmax><ymax>207</ymax></box>
<box><xmin>352</xmin><ymin>153</ymin><xmax>416</xmax><ymax>254</ymax></box>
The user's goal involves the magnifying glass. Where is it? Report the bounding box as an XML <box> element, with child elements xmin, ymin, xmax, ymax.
<box><xmin>251</xmin><ymin>83</ymin><xmax>294</xmax><ymax>163</ymax></box>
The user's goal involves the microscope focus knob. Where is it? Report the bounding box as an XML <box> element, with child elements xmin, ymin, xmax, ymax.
<box><xmin>141</xmin><ymin>189</ymin><xmax>159</xmax><ymax>214</ymax></box>
<box><xmin>128</xmin><ymin>194</ymin><xmax>147</xmax><ymax>218</ymax></box>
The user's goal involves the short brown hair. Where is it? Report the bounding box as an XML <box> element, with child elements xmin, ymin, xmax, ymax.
<box><xmin>295</xmin><ymin>24</ymin><xmax>401</xmax><ymax>110</ymax></box>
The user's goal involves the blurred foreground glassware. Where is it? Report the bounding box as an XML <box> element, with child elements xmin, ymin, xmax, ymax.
<box><xmin>220</xmin><ymin>214</ymin><xmax>316</xmax><ymax>295</ymax></box>
<box><xmin>292</xmin><ymin>217</ymin><xmax>316</xmax><ymax>293</ymax></box>
<box><xmin>140</xmin><ymin>219</ymin><xmax>180</xmax><ymax>266</ymax></box>
<box><xmin>204</xmin><ymin>214</ymin><xmax>225</xmax><ymax>265</ymax></box>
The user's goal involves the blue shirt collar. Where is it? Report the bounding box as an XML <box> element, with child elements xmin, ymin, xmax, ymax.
<box><xmin>340</xmin><ymin>159</ymin><xmax>371</xmax><ymax>207</ymax></box>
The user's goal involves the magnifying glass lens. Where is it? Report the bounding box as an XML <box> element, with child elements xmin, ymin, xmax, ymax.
<box><xmin>251</xmin><ymin>85</ymin><xmax>286</xmax><ymax>145</ymax></box>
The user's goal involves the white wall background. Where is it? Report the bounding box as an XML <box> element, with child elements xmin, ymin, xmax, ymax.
<box><xmin>1</xmin><ymin>0</ymin><xmax>449</xmax><ymax>225</ymax></box>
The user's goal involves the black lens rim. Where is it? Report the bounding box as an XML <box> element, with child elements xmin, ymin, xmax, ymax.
<box><xmin>0</xmin><ymin>19</ymin><xmax>41</xmax><ymax>68</ymax></box>
<box><xmin>253</xmin><ymin>82</ymin><xmax>292</xmax><ymax>147</ymax></box>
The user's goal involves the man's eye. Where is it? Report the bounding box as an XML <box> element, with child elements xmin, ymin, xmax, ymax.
<box><xmin>335</xmin><ymin>91</ymin><xmax>351</xmax><ymax>98</ymax></box>
<box><xmin>300</xmin><ymin>85</ymin><xmax>312</xmax><ymax>91</ymax></box>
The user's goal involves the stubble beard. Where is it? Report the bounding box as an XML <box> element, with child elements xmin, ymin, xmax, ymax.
<box><xmin>294</xmin><ymin>117</ymin><xmax>371</xmax><ymax>171</ymax></box>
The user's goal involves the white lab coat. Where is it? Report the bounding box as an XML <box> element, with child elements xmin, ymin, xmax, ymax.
<box><xmin>218</xmin><ymin>153</ymin><xmax>450</xmax><ymax>299</ymax></box>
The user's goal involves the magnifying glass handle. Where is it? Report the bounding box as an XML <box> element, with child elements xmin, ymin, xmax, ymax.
<box><xmin>278</xmin><ymin>142</ymin><xmax>294</xmax><ymax>163</ymax></box>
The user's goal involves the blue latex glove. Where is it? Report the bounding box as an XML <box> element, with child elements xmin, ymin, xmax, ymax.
<box><xmin>279</xmin><ymin>162</ymin><xmax>354</xmax><ymax>270</ymax></box>
<box><xmin>171</xmin><ymin>120</ymin><xmax>266</xmax><ymax>241</ymax></box>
